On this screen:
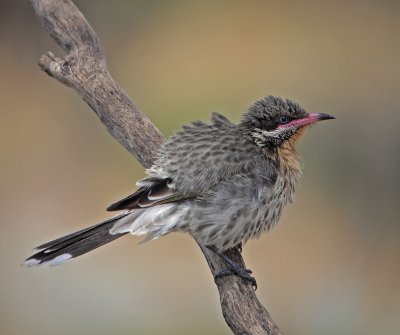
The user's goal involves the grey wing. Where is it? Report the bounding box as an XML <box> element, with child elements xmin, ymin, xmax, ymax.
<box><xmin>106</xmin><ymin>177</ymin><xmax>194</xmax><ymax>241</ymax></box>
<box><xmin>147</xmin><ymin>114</ymin><xmax>264</xmax><ymax>196</ymax></box>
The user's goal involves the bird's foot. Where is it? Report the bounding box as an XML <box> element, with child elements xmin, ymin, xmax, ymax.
<box><xmin>206</xmin><ymin>246</ymin><xmax>257</xmax><ymax>290</ymax></box>
<box><xmin>214</xmin><ymin>265</ymin><xmax>257</xmax><ymax>290</ymax></box>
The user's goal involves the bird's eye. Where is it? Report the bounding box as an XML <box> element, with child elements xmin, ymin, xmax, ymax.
<box><xmin>279</xmin><ymin>116</ymin><xmax>289</xmax><ymax>124</ymax></box>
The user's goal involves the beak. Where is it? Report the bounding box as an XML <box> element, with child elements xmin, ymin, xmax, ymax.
<box><xmin>313</xmin><ymin>113</ymin><xmax>336</xmax><ymax>121</ymax></box>
<box><xmin>279</xmin><ymin>113</ymin><xmax>335</xmax><ymax>129</ymax></box>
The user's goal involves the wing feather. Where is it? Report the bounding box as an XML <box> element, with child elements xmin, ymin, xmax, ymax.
<box><xmin>107</xmin><ymin>177</ymin><xmax>193</xmax><ymax>211</ymax></box>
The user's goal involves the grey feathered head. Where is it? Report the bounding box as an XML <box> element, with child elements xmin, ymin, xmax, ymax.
<box><xmin>240</xmin><ymin>96</ymin><xmax>333</xmax><ymax>149</ymax></box>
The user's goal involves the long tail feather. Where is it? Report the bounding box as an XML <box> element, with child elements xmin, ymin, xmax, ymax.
<box><xmin>23</xmin><ymin>213</ymin><xmax>129</xmax><ymax>267</ymax></box>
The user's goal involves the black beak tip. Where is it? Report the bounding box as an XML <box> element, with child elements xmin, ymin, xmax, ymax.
<box><xmin>319</xmin><ymin>113</ymin><xmax>336</xmax><ymax>121</ymax></box>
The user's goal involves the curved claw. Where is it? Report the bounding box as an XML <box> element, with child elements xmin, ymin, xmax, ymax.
<box><xmin>207</xmin><ymin>245</ymin><xmax>258</xmax><ymax>290</ymax></box>
<box><xmin>214</xmin><ymin>266</ymin><xmax>257</xmax><ymax>290</ymax></box>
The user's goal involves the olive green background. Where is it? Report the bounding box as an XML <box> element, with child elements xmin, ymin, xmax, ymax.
<box><xmin>1</xmin><ymin>1</ymin><xmax>399</xmax><ymax>334</ymax></box>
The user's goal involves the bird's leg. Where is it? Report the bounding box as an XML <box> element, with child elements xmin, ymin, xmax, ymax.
<box><xmin>206</xmin><ymin>246</ymin><xmax>257</xmax><ymax>290</ymax></box>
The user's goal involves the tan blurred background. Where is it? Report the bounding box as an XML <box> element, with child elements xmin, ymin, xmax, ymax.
<box><xmin>1</xmin><ymin>1</ymin><xmax>399</xmax><ymax>334</ymax></box>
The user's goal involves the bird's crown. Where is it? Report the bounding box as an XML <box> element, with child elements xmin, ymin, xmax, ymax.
<box><xmin>241</xmin><ymin>96</ymin><xmax>307</xmax><ymax>132</ymax></box>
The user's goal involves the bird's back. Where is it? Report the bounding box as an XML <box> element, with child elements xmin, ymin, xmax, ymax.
<box><xmin>147</xmin><ymin>113</ymin><xmax>274</xmax><ymax>197</ymax></box>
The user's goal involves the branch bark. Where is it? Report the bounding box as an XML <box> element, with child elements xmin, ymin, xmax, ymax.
<box><xmin>30</xmin><ymin>1</ymin><xmax>282</xmax><ymax>334</ymax></box>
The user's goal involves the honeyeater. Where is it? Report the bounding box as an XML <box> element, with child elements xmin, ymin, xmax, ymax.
<box><xmin>24</xmin><ymin>96</ymin><xmax>335</xmax><ymax>286</ymax></box>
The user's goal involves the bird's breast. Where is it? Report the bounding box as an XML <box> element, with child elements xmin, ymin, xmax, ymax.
<box><xmin>251</xmin><ymin>161</ymin><xmax>301</xmax><ymax>239</ymax></box>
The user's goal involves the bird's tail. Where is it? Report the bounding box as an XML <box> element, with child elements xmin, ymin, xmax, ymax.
<box><xmin>23</xmin><ymin>213</ymin><xmax>129</xmax><ymax>267</ymax></box>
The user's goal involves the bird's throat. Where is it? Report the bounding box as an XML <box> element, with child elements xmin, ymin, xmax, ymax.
<box><xmin>277</xmin><ymin>143</ymin><xmax>300</xmax><ymax>174</ymax></box>
<box><xmin>276</xmin><ymin>128</ymin><xmax>305</xmax><ymax>175</ymax></box>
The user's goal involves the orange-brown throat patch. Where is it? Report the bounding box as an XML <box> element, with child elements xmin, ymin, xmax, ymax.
<box><xmin>276</xmin><ymin>126</ymin><xmax>306</xmax><ymax>174</ymax></box>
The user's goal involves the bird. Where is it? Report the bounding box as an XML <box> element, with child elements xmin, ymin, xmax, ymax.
<box><xmin>24</xmin><ymin>96</ymin><xmax>334</xmax><ymax>287</ymax></box>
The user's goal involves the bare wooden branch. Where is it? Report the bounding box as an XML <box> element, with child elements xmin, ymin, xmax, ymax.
<box><xmin>31</xmin><ymin>0</ymin><xmax>163</xmax><ymax>167</ymax></box>
<box><xmin>30</xmin><ymin>1</ymin><xmax>282</xmax><ymax>334</ymax></box>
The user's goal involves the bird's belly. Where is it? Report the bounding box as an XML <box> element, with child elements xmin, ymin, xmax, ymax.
<box><xmin>186</xmin><ymin>177</ymin><xmax>296</xmax><ymax>251</ymax></box>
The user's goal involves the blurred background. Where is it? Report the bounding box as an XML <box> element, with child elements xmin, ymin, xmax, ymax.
<box><xmin>1</xmin><ymin>1</ymin><xmax>399</xmax><ymax>334</ymax></box>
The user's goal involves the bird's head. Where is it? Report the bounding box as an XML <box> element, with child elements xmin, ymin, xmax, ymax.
<box><xmin>241</xmin><ymin>96</ymin><xmax>335</xmax><ymax>149</ymax></box>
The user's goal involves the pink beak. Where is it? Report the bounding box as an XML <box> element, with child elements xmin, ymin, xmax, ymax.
<box><xmin>279</xmin><ymin>113</ymin><xmax>335</xmax><ymax>129</ymax></box>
